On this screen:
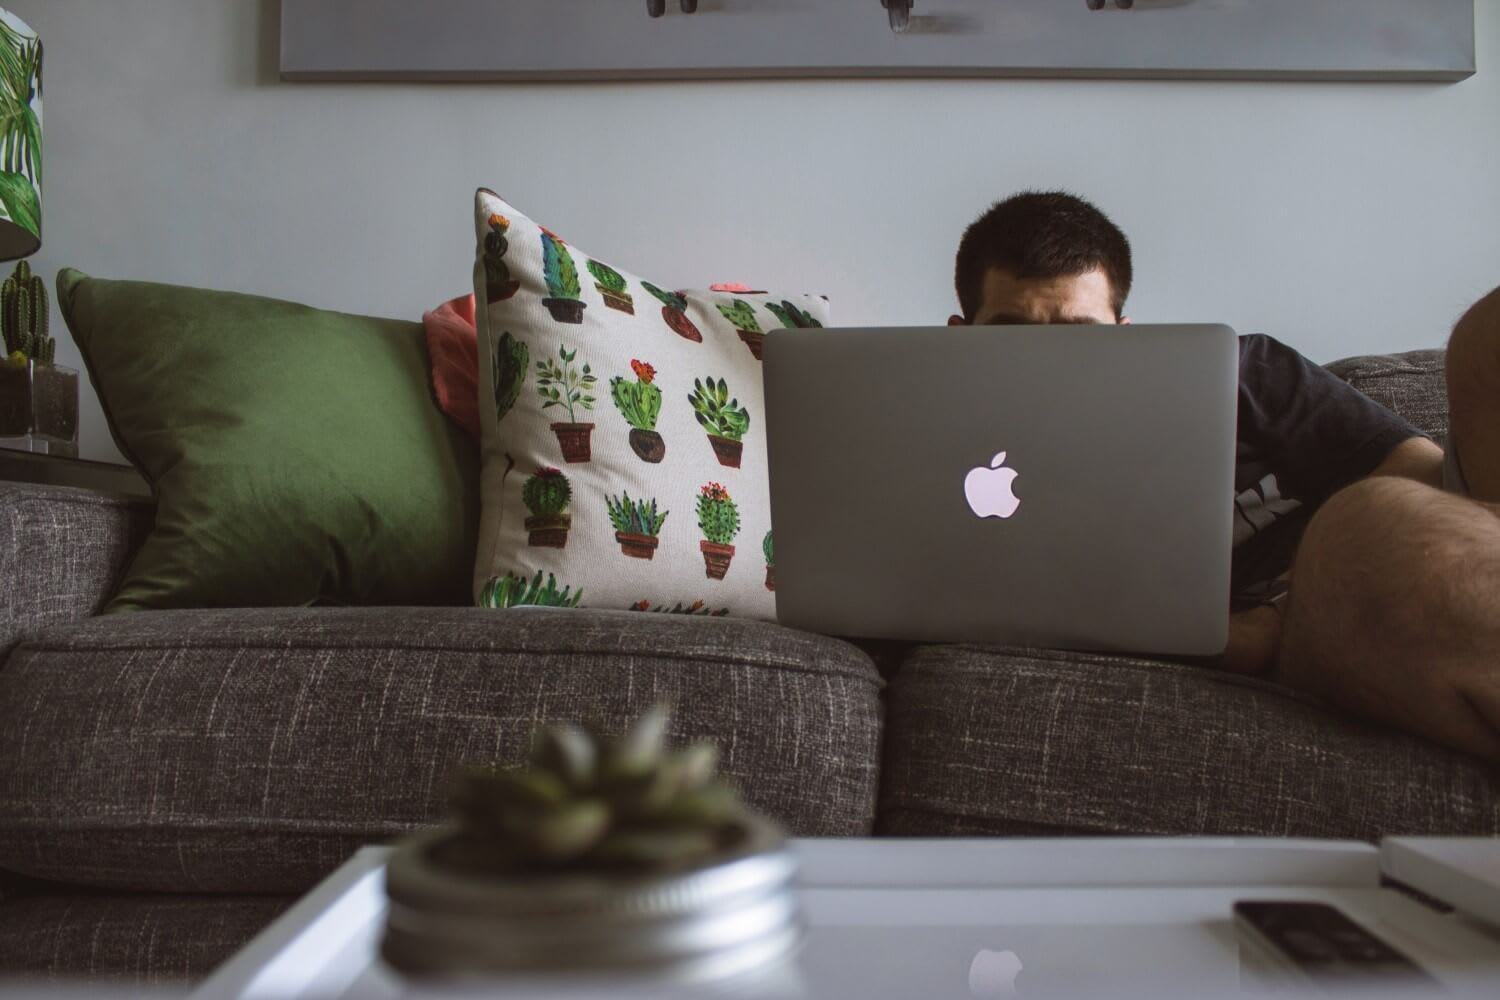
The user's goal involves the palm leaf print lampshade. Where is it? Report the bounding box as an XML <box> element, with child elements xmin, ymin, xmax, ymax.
<box><xmin>0</xmin><ymin>9</ymin><xmax>40</xmax><ymax>260</ymax></box>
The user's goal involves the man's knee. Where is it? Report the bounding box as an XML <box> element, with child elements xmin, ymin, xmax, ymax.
<box><xmin>1447</xmin><ymin>284</ymin><xmax>1500</xmax><ymax>388</ymax></box>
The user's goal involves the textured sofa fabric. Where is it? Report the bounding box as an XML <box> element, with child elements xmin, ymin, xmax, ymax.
<box><xmin>879</xmin><ymin>646</ymin><xmax>1500</xmax><ymax>839</ymax></box>
<box><xmin>0</xmin><ymin>607</ymin><xmax>883</xmax><ymax>894</ymax></box>
<box><xmin>0</xmin><ymin>483</ymin><xmax>151</xmax><ymax>658</ymax></box>
<box><xmin>0</xmin><ymin>892</ymin><xmax>290</xmax><ymax>983</ymax></box>
<box><xmin>1326</xmin><ymin>349</ymin><xmax>1447</xmax><ymax>440</ymax></box>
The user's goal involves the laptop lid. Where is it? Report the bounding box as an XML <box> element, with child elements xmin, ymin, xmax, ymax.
<box><xmin>763</xmin><ymin>324</ymin><xmax>1238</xmax><ymax>655</ymax></box>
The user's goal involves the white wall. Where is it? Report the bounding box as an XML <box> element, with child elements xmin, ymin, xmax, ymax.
<box><xmin>12</xmin><ymin>0</ymin><xmax>1500</xmax><ymax>463</ymax></box>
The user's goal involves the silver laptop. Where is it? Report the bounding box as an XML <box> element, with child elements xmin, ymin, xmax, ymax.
<box><xmin>763</xmin><ymin>324</ymin><xmax>1238</xmax><ymax>655</ymax></box>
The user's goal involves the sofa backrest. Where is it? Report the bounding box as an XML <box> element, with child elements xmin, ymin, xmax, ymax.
<box><xmin>1325</xmin><ymin>349</ymin><xmax>1448</xmax><ymax>441</ymax></box>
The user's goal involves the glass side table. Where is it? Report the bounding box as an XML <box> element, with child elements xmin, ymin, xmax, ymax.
<box><xmin>0</xmin><ymin>360</ymin><xmax>80</xmax><ymax>458</ymax></box>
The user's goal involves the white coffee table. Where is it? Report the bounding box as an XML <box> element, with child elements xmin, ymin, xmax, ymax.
<box><xmin>196</xmin><ymin>838</ymin><xmax>1500</xmax><ymax>999</ymax></box>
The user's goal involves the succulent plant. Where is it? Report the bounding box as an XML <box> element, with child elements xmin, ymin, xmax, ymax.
<box><xmin>630</xmin><ymin>600</ymin><xmax>730</xmax><ymax>618</ymax></box>
<box><xmin>481</xmin><ymin>570</ymin><xmax>583</xmax><ymax>609</ymax></box>
<box><xmin>640</xmin><ymin>281</ymin><xmax>688</xmax><ymax>312</ymax></box>
<box><xmin>763</xmin><ymin>531</ymin><xmax>774</xmax><ymax>566</ymax></box>
<box><xmin>541</xmin><ymin>231</ymin><xmax>582</xmax><ymax>300</ymax></box>
<box><xmin>697</xmin><ymin>483</ymin><xmax>741</xmax><ymax>546</ymax></box>
<box><xmin>764</xmin><ymin>300</ymin><xmax>823</xmax><ymax>330</ymax></box>
<box><xmin>1</xmin><ymin>260</ymin><xmax>51</xmax><ymax>365</ymax></box>
<box><xmin>688</xmin><ymin>377</ymin><xmax>750</xmax><ymax>442</ymax></box>
<box><xmin>716</xmin><ymin>299</ymin><xmax>761</xmax><ymax>333</ymax></box>
<box><xmin>536</xmin><ymin>346</ymin><xmax>597</xmax><ymax>425</ymax></box>
<box><xmin>607</xmin><ymin>492</ymin><xmax>668</xmax><ymax>537</ymax></box>
<box><xmin>610</xmin><ymin>360</ymin><xmax>662</xmax><ymax>431</ymax></box>
<box><xmin>445</xmin><ymin>706</ymin><xmax>749</xmax><ymax>873</ymax></box>
<box><xmin>522</xmin><ymin>468</ymin><xmax>572</xmax><ymax>517</ymax></box>
<box><xmin>586</xmin><ymin>259</ymin><xmax>628</xmax><ymax>295</ymax></box>
<box><xmin>483</xmin><ymin>214</ymin><xmax>519</xmax><ymax>302</ymax></box>
<box><xmin>493</xmin><ymin>331</ymin><xmax>530</xmax><ymax>424</ymax></box>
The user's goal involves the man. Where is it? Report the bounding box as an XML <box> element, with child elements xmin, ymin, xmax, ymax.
<box><xmin>950</xmin><ymin>191</ymin><xmax>1499</xmax><ymax>762</ymax></box>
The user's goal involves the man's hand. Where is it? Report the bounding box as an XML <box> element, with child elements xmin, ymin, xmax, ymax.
<box><xmin>1217</xmin><ymin>605</ymin><xmax>1282</xmax><ymax>675</ymax></box>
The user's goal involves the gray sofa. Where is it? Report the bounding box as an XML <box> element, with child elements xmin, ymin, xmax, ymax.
<box><xmin>0</xmin><ymin>349</ymin><xmax>1495</xmax><ymax>985</ymax></box>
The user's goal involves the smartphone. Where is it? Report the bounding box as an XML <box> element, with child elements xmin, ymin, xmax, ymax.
<box><xmin>1233</xmin><ymin>900</ymin><xmax>1438</xmax><ymax>989</ymax></box>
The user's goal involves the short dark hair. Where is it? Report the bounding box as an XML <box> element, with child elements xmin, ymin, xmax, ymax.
<box><xmin>955</xmin><ymin>191</ymin><xmax>1133</xmax><ymax>321</ymax></box>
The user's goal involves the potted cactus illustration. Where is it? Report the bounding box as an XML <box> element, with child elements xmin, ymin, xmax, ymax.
<box><xmin>609</xmin><ymin>359</ymin><xmax>665</xmax><ymax>463</ymax></box>
<box><xmin>606</xmin><ymin>492</ymin><xmax>668</xmax><ymax>560</ymax></box>
<box><xmin>586</xmin><ymin>259</ymin><xmax>635</xmax><ymax>315</ymax></box>
<box><xmin>696</xmin><ymin>482</ymin><xmax>741</xmax><ymax>580</ymax></box>
<box><xmin>763</xmin><ymin>531</ymin><xmax>775</xmax><ymax>591</ymax></box>
<box><xmin>764</xmin><ymin>300</ymin><xmax>823</xmax><ymax>330</ymax></box>
<box><xmin>492</xmin><ymin>331</ymin><xmax>530</xmax><ymax>425</ymax></box>
<box><xmin>522</xmin><ymin>468</ymin><xmax>573</xmax><ymax>548</ymax></box>
<box><xmin>641</xmin><ymin>281</ymin><xmax>702</xmax><ymax>343</ymax></box>
<box><xmin>540</xmin><ymin>229</ymin><xmax>586</xmax><ymax>324</ymax></box>
<box><xmin>716</xmin><ymin>299</ymin><xmax>765</xmax><ymax>360</ymax></box>
<box><xmin>0</xmin><ymin>262</ymin><xmax>79</xmax><ymax>456</ymax></box>
<box><xmin>629</xmin><ymin>600</ymin><xmax>729</xmax><ymax>618</ymax></box>
<box><xmin>688</xmin><ymin>377</ymin><xmax>750</xmax><ymax>469</ymax></box>
<box><xmin>480</xmin><ymin>570</ymin><xmax>584</xmax><ymax>609</ymax></box>
<box><xmin>536</xmin><ymin>345</ymin><xmax>598</xmax><ymax>463</ymax></box>
<box><xmin>483</xmin><ymin>214</ymin><xmax>522</xmax><ymax>303</ymax></box>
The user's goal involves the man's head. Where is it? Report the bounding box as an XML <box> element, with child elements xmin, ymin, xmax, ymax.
<box><xmin>951</xmin><ymin>191</ymin><xmax>1133</xmax><ymax>327</ymax></box>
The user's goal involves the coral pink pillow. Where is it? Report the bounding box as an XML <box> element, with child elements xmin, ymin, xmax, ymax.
<box><xmin>423</xmin><ymin>294</ymin><xmax>480</xmax><ymax>440</ymax></box>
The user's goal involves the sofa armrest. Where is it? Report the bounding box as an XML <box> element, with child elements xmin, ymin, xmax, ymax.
<box><xmin>0</xmin><ymin>482</ymin><xmax>153</xmax><ymax>654</ymax></box>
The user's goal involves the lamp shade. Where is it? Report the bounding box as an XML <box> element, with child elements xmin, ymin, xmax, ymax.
<box><xmin>0</xmin><ymin>8</ymin><xmax>39</xmax><ymax>260</ymax></box>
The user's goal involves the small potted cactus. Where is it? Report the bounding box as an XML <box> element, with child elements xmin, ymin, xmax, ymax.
<box><xmin>480</xmin><ymin>570</ymin><xmax>583</xmax><ymax>609</ymax></box>
<box><xmin>522</xmin><ymin>468</ymin><xmax>572</xmax><ymax>548</ymax></box>
<box><xmin>629</xmin><ymin>600</ymin><xmax>730</xmax><ymax>618</ymax></box>
<box><xmin>716</xmin><ymin>299</ymin><xmax>765</xmax><ymax>360</ymax></box>
<box><xmin>381</xmin><ymin>707</ymin><xmax>797</xmax><ymax>979</ymax></box>
<box><xmin>696</xmin><ymin>482</ymin><xmax>740</xmax><ymax>580</ymax></box>
<box><xmin>492</xmin><ymin>330</ymin><xmax>529</xmax><ymax>425</ymax></box>
<box><xmin>763</xmin><ymin>531</ymin><xmax>775</xmax><ymax>592</ymax></box>
<box><xmin>610</xmin><ymin>359</ymin><xmax>665</xmax><ymax>463</ymax></box>
<box><xmin>606</xmin><ymin>492</ymin><xmax>668</xmax><ymax>560</ymax></box>
<box><xmin>586</xmin><ymin>259</ymin><xmax>635</xmax><ymax>314</ymax></box>
<box><xmin>688</xmin><ymin>377</ymin><xmax>750</xmax><ymax>469</ymax></box>
<box><xmin>0</xmin><ymin>262</ymin><xmax>78</xmax><ymax>457</ymax></box>
<box><xmin>764</xmin><ymin>300</ymin><xmax>823</xmax><ymax>330</ymax></box>
<box><xmin>641</xmin><ymin>281</ymin><xmax>702</xmax><ymax>342</ymax></box>
<box><xmin>539</xmin><ymin>229</ymin><xmax>586</xmax><ymax>324</ymax></box>
<box><xmin>536</xmin><ymin>345</ymin><xmax>598</xmax><ymax>463</ymax></box>
<box><xmin>482</xmin><ymin>214</ymin><xmax>521</xmax><ymax>303</ymax></box>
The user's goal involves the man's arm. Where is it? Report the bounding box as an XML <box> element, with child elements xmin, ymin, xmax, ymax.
<box><xmin>1368</xmin><ymin>435</ymin><xmax>1445</xmax><ymax>489</ymax></box>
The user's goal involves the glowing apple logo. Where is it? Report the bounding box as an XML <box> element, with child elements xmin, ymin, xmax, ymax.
<box><xmin>969</xmin><ymin>948</ymin><xmax>1023</xmax><ymax>997</ymax></box>
<box><xmin>964</xmin><ymin>452</ymin><xmax>1022</xmax><ymax>520</ymax></box>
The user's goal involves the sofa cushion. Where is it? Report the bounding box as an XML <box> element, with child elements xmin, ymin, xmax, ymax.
<box><xmin>1326</xmin><ymin>349</ymin><xmax>1447</xmax><ymax>440</ymax></box>
<box><xmin>879</xmin><ymin>645</ymin><xmax>1500</xmax><ymax>839</ymax></box>
<box><xmin>0</xmin><ymin>608</ymin><xmax>882</xmax><ymax>894</ymax></box>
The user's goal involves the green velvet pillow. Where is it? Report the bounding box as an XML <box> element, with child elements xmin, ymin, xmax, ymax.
<box><xmin>58</xmin><ymin>269</ymin><xmax>481</xmax><ymax>611</ymax></box>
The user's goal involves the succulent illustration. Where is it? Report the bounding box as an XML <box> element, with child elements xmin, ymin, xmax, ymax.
<box><xmin>763</xmin><ymin>531</ymin><xmax>774</xmax><ymax>566</ymax></box>
<box><xmin>629</xmin><ymin>600</ymin><xmax>730</xmax><ymax>618</ymax></box>
<box><xmin>492</xmin><ymin>331</ymin><xmax>530</xmax><ymax>424</ymax></box>
<box><xmin>688</xmin><ymin>378</ymin><xmax>750</xmax><ymax>442</ymax></box>
<box><xmin>586</xmin><ymin>260</ymin><xmax>627</xmax><ymax>294</ymax></box>
<box><xmin>641</xmin><ymin>282</ymin><xmax>687</xmax><ymax>312</ymax></box>
<box><xmin>1</xmin><ymin>260</ymin><xmax>51</xmax><ymax>365</ymax></box>
<box><xmin>715</xmin><ymin>299</ymin><xmax>761</xmax><ymax>334</ymax></box>
<box><xmin>536</xmin><ymin>346</ymin><xmax>598</xmax><ymax>425</ymax></box>
<box><xmin>523</xmin><ymin>468</ymin><xmax>572</xmax><ymax>517</ymax></box>
<box><xmin>610</xmin><ymin>360</ymin><xmax>663</xmax><ymax>432</ymax></box>
<box><xmin>764</xmin><ymin>300</ymin><xmax>823</xmax><ymax>330</ymax></box>
<box><xmin>483</xmin><ymin>214</ymin><xmax>521</xmax><ymax>302</ymax></box>
<box><xmin>697</xmin><ymin>483</ymin><xmax>741</xmax><ymax>546</ymax></box>
<box><xmin>444</xmin><ymin>705</ymin><xmax>751</xmax><ymax>874</ymax></box>
<box><xmin>607</xmin><ymin>492</ymin><xmax>668</xmax><ymax>537</ymax></box>
<box><xmin>541</xmin><ymin>230</ymin><xmax>582</xmax><ymax>300</ymax></box>
<box><xmin>480</xmin><ymin>570</ymin><xmax>584</xmax><ymax>610</ymax></box>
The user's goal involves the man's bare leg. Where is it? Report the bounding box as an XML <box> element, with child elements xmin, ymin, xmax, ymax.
<box><xmin>1276</xmin><ymin>286</ymin><xmax>1500</xmax><ymax>762</ymax></box>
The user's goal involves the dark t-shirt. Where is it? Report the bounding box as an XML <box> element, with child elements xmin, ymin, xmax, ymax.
<box><xmin>1230</xmin><ymin>334</ymin><xmax>1422</xmax><ymax>607</ymax></box>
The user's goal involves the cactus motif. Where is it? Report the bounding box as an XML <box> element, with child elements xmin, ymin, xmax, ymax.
<box><xmin>629</xmin><ymin>600</ymin><xmax>730</xmax><ymax>618</ymax></box>
<box><xmin>480</xmin><ymin>570</ymin><xmax>583</xmax><ymax>609</ymax></box>
<box><xmin>586</xmin><ymin>259</ymin><xmax>635</xmax><ymax>315</ymax></box>
<box><xmin>697</xmin><ymin>483</ymin><xmax>741</xmax><ymax>546</ymax></box>
<box><xmin>641</xmin><ymin>281</ymin><xmax>702</xmax><ymax>343</ymax></box>
<box><xmin>1</xmin><ymin>260</ymin><xmax>51</xmax><ymax>364</ymax></box>
<box><xmin>492</xmin><ymin>331</ymin><xmax>530</xmax><ymax>425</ymax></box>
<box><xmin>540</xmin><ymin>229</ymin><xmax>586</xmax><ymax>324</ymax></box>
<box><xmin>689</xmin><ymin>377</ymin><xmax>750</xmax><ymax>468</ymax></box>
<box><xmin>610</xmin><ymin>360</ymin><xmax>662</xmax><ymax>431</ymax></box>
<box><xmin>607</xmin><ymin>492</ymin><xmax>668</xmax><ymax>537</ymax></box>
<box><xmin>483</xmin><ymin>214</ymin><xmax>521</xmax><ymax>302</ymax></box>
<box><xmin>715</xmin><ymin>299</ymin><xmax>761</xmax><ymax>334</ymax></box>
<box><xmin>445</xmin><ymin>706</ymin><xmax>752</xmax><ymax>873</ymax></box>
<box><xmin>763</xmin><ymin>531</ymin><xmax>775</xmax><ymax>592</ymax></box>
<box><xmin>764</xmin><ymin>300</ymin><xmax>823</xmax><ymax>330</ymax></box>
<box><xmin>522</xmin><ymin>468</ymin><xmax>572</xmax><ymax>549</ymax></box>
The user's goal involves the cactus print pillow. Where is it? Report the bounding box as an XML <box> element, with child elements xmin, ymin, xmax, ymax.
<box><xmin>471</xmin><ymin>189</ymin><xmax>828</xmax><ymax>622</ymax></box>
